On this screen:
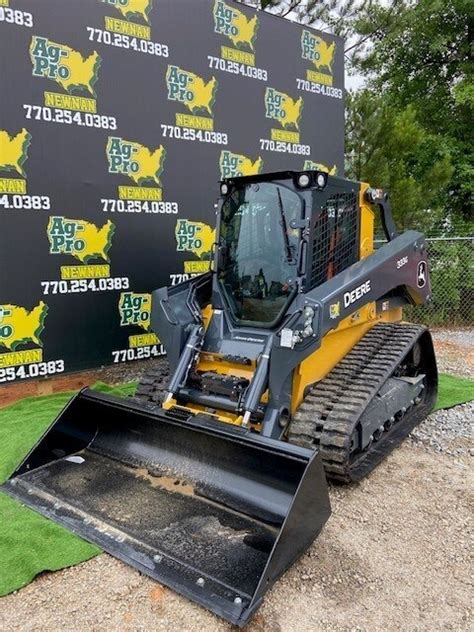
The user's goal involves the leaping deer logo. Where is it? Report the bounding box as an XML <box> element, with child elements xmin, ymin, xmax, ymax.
<box><xmin>417</xmin><ymin>261</ymin><xmax>427</xmax><ymax>288</ymax></box>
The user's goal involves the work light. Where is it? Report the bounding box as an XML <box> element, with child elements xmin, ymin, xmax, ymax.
<box><xmin>316</xmin><ymin>173</ymin><xmax>327</xmax><ymax>188</ymax></box>
<box><xmin>298</xmin><ymin>173</ymin><xmax>311</xmax><ymax>188</ymax></box>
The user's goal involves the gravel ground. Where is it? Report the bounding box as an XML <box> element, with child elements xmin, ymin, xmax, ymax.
<box><xmin>430</xmin><ymin>328</ymin><xmax>474</xmax><ymax>379</ymax></box>
<box><xmin>1</xmin><ymin>443</ymin><xmax>471</xmax><ymax>632</ymax></box>
<box><xmin>411</xmin><ymin>402</ymin><xmax>473</xmax><ymax>457</ymax></box>
<box><xmin>1</xmin><ymin>329</ymin><xmax>472</xmax><ymax>631</ymax></box>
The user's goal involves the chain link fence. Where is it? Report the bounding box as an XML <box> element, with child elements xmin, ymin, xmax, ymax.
<box><xmin>404</xmin><ymin>237</ymin><xmax>473</xmax><ymax>327</ymax></box>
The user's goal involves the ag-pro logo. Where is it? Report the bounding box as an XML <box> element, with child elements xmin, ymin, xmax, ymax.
<box><xmin>0</xmin><ymin>302</ymin><xmax>65</xmax><ymax>377</ymax></box>
<box><xmin>99</xmin><ymin>0</ymin><xmax>160</xmax><ymax>43</ymax></box>
<box><xmin>0</xmin><ymin>128</ymin><xmax>31</xmax><ymax>179</ymax></box>
<box><xmin>100</xmin><ymin>0</ymin><xmax>152</xmax><ymax>24</ymax></box>
<box><xmin>43</xmin><ymin>218</ymin><xmax>128</xmax><ymax>292</ymax></box>
<box><xmin>47</xmin><ymin>217</ymin><xmax>115</xmax><ymax>264</ymax></box>
<box><xmin>115</xmin><ymin>291</ymin><xmax>162</xmax><ymax>361</ymax></box>
<box><xmin>164</xmin><ymin>66</ymin><xmax>227</xmax><ymax>138</ymax></box>
<box><xmin>0</xmin><ymin>302</ymin><xmax>48</xmax><ymax>352</ymax></box>
<box><xmin>265</xmin><ymin>88</ymin><xmax>304</xmax><ymax>130</ymax></box>
<box><xmin>107</xmin><ymin>137</ymin><xmax>166</xmax><ymax>188</ymax></box>
<box><xmin>30</xmin><ymin>36</ymin><xmax>101</xmax><ymax>97</ymax></box>
<box><xmin>210</xmin><ymin>0</ymin><xmax>267</xmax><ymax>79</ymax></box>
<box><xmin>304</xmin><ymin>160</ymin><xmax>337</xmax><ymax>175</ymax></box>
<box><xmin>220</xmin><ymin>151</ymin><xmax>263</xmax><ymax>178</ymax></box>
<box><xmin>166</xmin><ymin>65</ymin><xmax>217</xmax><ymax>117</ymax></box>
<box><xmin>301</xmin><ymin>30</ymin><xmax>336</xmax><ymax>86</ymax></box>
<box><xmin>265</xmin><ymin>88</ymin><xmax>303</xmax><ymax>131</ymax></box>
<box><xmin>176</xmin><ymin>219</ymin><xmax>215</xmax><ymax>275</ymax></box>
<box><xmin>119</xmin><ymin>292</ymin><xmax>151</xmax><ymax>330</ymax></box>
<box><xmin>213</xmin><ymin>0</ymin><xmax>258</xmax><ymax>51</ymax></box>
<box><xmin>0</xmin><ymin>129</ymin><xmax>52</xmax><ymax>205</ymax></box>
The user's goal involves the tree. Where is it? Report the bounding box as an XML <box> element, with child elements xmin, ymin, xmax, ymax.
<box><xmin>241</xmin><ymin>0</ymin><xmax>472</xmax><ymax>233</ymax></box>
<box><xmin>346</xmin><ymin>90</ymin><xmax>453</xmax><ymax>231</ymax></box>
<box><xmin>354</xmin><ymin>0</ymin><xmax>473</xmax><ymax>225</ymax></box>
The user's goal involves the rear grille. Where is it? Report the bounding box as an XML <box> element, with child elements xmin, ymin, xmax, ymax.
<box><xmin>310</xmin><ymin>191</ymin><xmax>359</xmax><ymax>289</ymax></box>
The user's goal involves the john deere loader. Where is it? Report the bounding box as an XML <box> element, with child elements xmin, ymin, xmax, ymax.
<box><xmin>3</xmin><ymin>171</ymin><xmax>437</xmax><ymax>626</ymax></box>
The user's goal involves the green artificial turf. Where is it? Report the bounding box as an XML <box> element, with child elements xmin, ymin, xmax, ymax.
<box><xmin>434</xmin><ymin>373</ymin><xmax>474</xmax><ymax>411</ymax></box>
<box><xmin>0</xmin><ymin>382</ymin><xmax>135</xmax><ymax>597</ymax></box>
<box><xmin>0</xmin><ymin>373</ymin><xmax>472</xmax><ymax>597</ymax></box>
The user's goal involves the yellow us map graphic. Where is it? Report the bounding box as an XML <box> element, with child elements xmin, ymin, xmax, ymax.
<box><xmin>0</xmin><ymin>129</ymin><xmax>31</xmax><ymax>178</ymax></box>
<box><xmin>304</xmin><ymin>160</ymin><xmax>337</xmax><ymax>175</ymax></box>
<box><xmin>176</xmin><ymin>220</ymin><xmax>215</xmax><ymax>260</ymax></box>
<box><xmin>167</xmin><ymin>66</ymin><xmax>217</xmax><ymax>116</ymax></box>
<box><xmin>106</xmin><ymin>137</ymin><xmax>166</xmax><ymax>186</ymax></box>
<box><xmin>30</xmin><ymin>36</ymin><xmax>101</xmax><ymax>96</ymax></box>
<box><xmin>48</xmin><ymin>217</ymin><xmax>115</xmax><ymax>263</ymax></box>
<box><xmin>0</xmin><ymin>302</ymin><xmax>48</xmax><ymax>351</ymax></box>
<box><xmin>213</xmin><ymin>0</ymin><xmax>259</xmax><ymax>50</ymax></box>
<box><xmin>301</xmin><ymin>30</ymin><xmax>336</xmax><ymax>74</ymax></box>
<box><xmin>265</xmin><ymin>88</ymin><xmax>304</xmax><ymax>131</ymax></box>
<box><xmin>220</xmin><ymin>150</ymin><xmax>263</xmax><ymax>178</ymax></box>
<box><xmin>119</xmin><ymin>292</ymin><xmax>151</xmax><ymax>330</ymax></box>
<box><xmin>101</xmin><ymin>0</ymin><xmax>153</xmax><ymax>23</ymax></box>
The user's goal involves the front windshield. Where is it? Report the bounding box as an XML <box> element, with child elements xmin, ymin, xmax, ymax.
<box><xmin>219</xmin><ymin>182</ymin><xmax>302</xmax><ymax>325</ymax></box>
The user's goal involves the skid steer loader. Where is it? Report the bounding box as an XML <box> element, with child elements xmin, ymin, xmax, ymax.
<box><xmin>3</xmin><ymin>171</ymin><xmax>437</xmax><ymax>626</ymax></box>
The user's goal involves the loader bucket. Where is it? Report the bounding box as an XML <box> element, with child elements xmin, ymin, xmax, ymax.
<box><xmin>3</xmin><ymin>389</ymin><xmax>330</xmax><ymax>626</ymax></box>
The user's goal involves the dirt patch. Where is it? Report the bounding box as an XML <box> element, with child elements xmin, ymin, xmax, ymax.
<box><xmin>134</xmin><ymin>468</ymin><xmax>195</xmax><ymax>496</ymax></box>
<box><xmin>1</xmin><ymin>442</ymin><xmax>471</xmax><ymax>632</ymax></box>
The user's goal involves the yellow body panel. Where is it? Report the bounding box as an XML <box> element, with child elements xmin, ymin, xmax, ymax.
<box><xmin>359</xmin><ymin>181</ymin><xmax>375</xmax><ymax>260</ymax></box>
<box><xmin>292</xmin><ymin>306</ymin><xmax>402</xmax><ymax>414</ymax></box>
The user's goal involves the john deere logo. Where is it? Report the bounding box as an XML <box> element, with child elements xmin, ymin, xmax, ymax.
<box><xmin>106</xmin><ymin>137</ymin><xmax>166</xmax><ymax>186</ymax></box>
<box><xmin>100</xmin><ymin>0</ymin><xmax>153</xmax><ymax>24</ymax></box>
<box><xmin>119</xmin><ymin>292</ymin><xmax>151</xmax><ymax>330</ymax></box>
<box><xmin>47</xmin><ymin>217</ymin><xmax>115</xmax><ymax>263</ymax></box>
<box><xmin>0</xmin><ymin>302</ymin><xmax>48</xmax><ymax>351</ymax></box>
<box><xmin>166</xmin><ymin>65</ymin><xmax>218</xmax><ymax>116</ymax></box>
<box><xmin>417</xmin><ymin>261</ymin><xmax>427</xmax><ymax>288</ymax></box>
<box><xmin>213</xmin><ymin>0</ymin><xmax>258</xmax><ymax>51</ymax></box>
<box><xmin>304</xmin><ymin>160</ymin><xmax>337</xmax><ymax>175</ymax></box>
<box><xmin>175</xmin><ymin>219</ymin><xmax>215</xmax><ymax>260</ymax></box>
<box><xmin>0</xmin><ymin>128</ymin><xmax>31</xmax><ymax>178</ymax></box>
<box><xmin>220</xmin><ymin>151</ymin><xmax>263</xmax><ymax>178</ymax></box>
<box><xmin>30</xmin><ymin>36</ymin><xmax>101</xmax><ymax>96</ymax></box>
<box><xmin>265</xmin><ymin>88</ymin><xmax>303</xmax><ymax>130</ymax></box>
<box><xmin>329</xmin><ymin>301</ymin><xmax>340</xmax><ymax>320</ymax></box>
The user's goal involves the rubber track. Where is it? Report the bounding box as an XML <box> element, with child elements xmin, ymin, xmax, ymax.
<box><xmin>130</xmin><ymin>358</ymin><xmax>170</xmax><ymax>405</ymax></box>
<box><xmin>288</xmin><ymin>323</ymin><xmax>435</xmax><ymax>483</ymax></box>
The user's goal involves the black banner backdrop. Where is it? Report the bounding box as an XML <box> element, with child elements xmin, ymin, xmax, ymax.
<box><xmin>0</xmin><ymin>0</ymin><xmax>344</xmax><ymax>382</ymax></box>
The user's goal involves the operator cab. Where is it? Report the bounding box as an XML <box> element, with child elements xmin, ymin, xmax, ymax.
<box><xmin>218</xmin><ymin>179</ymin><xmax>303</xmax><ymax>325</ymax></box>
<box><xmin>216</xmin><ymin>170</ymin><xmax>359</xmax><ymax>328</ymax></box>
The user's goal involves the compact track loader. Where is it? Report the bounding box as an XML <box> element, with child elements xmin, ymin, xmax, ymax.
<box><xmin>3</xmin><ymin>171</ymin><xmax>437</xmax><ymax>626</ymax></box>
